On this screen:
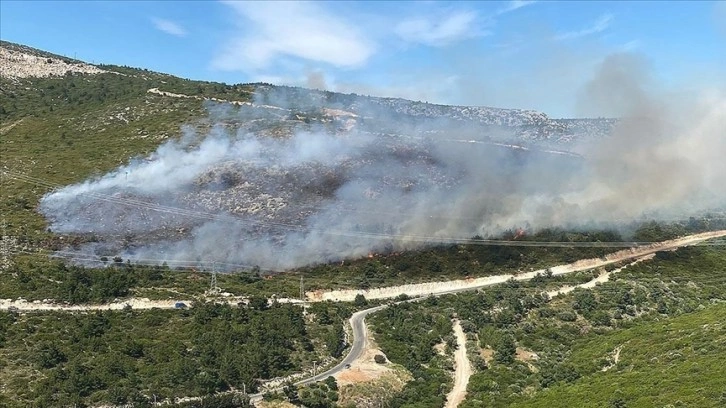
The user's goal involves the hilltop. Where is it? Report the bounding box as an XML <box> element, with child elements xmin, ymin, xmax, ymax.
<box><xmin>0</xmin><ymin>40</ymin><xmax>614</xmax><ymax>146</ymax></box>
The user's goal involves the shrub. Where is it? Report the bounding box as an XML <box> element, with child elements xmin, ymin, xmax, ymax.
<box><xmin>353</xmin><ymin>294</ymin><xmax>367</xmax><ymax>307</ymax></box>
<box><xmin>494</xmin><ymin>335</ymin><xmax>516</xmax><ymax>365</ymax></box>
<box><xmin>557</xmin><ymin>310</ymin><xmax>577</xmax><ymax>322</ymax></box>
<box><xmin>590</xmin><ymin>310</ymin><xmax>612</xmax><ymax>326</ymax></box>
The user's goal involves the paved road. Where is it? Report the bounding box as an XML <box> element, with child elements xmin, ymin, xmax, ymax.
<box><xmin>5</xmin><ymin>230</ymin><xmax>725</xmax><ymax>405</ymax></box>
<box><xmin>248</xmin><ymin>304</ymin><xmax>388</xmax><ymax>402</ymax></box>
<box><xmin>296</xmin><ymin>304</ymin><xmax>389</xmax><ymax>386</ymax></box>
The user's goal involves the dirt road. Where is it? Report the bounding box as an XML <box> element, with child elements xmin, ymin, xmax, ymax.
<box><xmin>308</xmin><ymin>230</ymin><xmax>726</xmax><ymax>302</ymax></box>
<box><xmin>0</xmin><ymin>296</ymin><xmax>304</xmax><ymax>312</ymax></box>
<box><xmin>445</xmin><ymin>319</ymin><xmax>472</xmax><ymax>408</ymax></box>
<box><xmin>8</xmin><ymin>230</ymin><xmax>712</xmax><ymax>406</ymax></box>
<box><xmin>545</xmin><ymin>254</ymin><xmax>654</xmax><ymax>298</ymax></box>
<box><xmin>294</xmin><ymin>230</ymin><xmax>724</xmax><ymax>406</ymax></box>
<box><xmin>0</xmin><ymin>297</ymin><xmax>184</xmax><ymax>312</ymax></box>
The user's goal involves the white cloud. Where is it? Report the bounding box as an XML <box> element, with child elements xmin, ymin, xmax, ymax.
<box><xmin>495</xmin><ymin>0</ymin><xmax>537</xmax><ymax>16</ymax></box>
<box><xmin>555</xmin><ymin>13</ymin><xmax>614</xmax><ymax>41</ymax></box>
<box><xmin>395</xmin><ymin>10</ymin><xmax>484</xmax><ymax>47</ymax></box>
<box><xmin>213</xmin><ymin>1</ymin><xmax>375</xmax><ymax>72</ymax></box>
<box><xmin>620</xmin><ymin>40</ymin><xmax>641</xmax><ymax>52</ymax></box>
<box><xmin>151</xmin><ymin>17</ymin><xmax>187</xmax><ymax>37</ymax></box>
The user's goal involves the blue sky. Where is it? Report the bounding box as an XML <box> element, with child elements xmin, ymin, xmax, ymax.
<box><xmin>1</xmin><ymin>1</ymin><xmax>724</xmax><ymax>117</ymax></box>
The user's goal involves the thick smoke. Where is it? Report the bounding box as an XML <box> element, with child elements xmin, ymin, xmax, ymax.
<box><xmin>40</xmin><ymin>53</ymin><xmax>726</xmax><ymax>270</ymax></box>
<box><xmin>574</xmin><ymin>53</ymin><xmax>726</xmax><ymax>220</ymax></box>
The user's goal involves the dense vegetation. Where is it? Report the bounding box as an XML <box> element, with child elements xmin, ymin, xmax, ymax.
<box><xmin>4</xmin><ymin>221</ymin><xmax>720</xmax><ymax>306</ymax></box>
<box><xmin>366</xmin><ymin>244</ymin><xmax>726</xmax><ymax>408</ymax></box>
<box><xmin>369</xmin><ymin>303</ymin><xmax>454</xmax><ymax>408</ymax></box>
<box><xmin>0</xmin><ymin>255</ymin><xmax>301</xmax><ymax>303</ymax></box>
<box><xmin>510</xmin><ymin>304</ymin><xmax>726</xmax><ymax>408</ymax></box>
<box><xmin>0</xmin><ymin>300</ymin><xmax>354</xmax><ymax>407</ymax></box>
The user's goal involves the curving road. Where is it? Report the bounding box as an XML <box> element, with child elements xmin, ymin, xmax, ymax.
<box><xmin>296</xmin><ymin>304</ymin><xmax>388</xmax><ymax>386</ymax></box>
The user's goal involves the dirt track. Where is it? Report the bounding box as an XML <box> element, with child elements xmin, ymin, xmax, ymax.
<box><xmin>445</xmin><ymin>319</ymin><xmax>472</xmax><ymax>408</ymax></box>
<box><xmin>3</xmin><ymin>230</ymin><xmax>718</xmax><ymax>407</ymax></box>
<box><xmin>0</xmin><ymin>296</ymin><xmax>304</xmax><ymax>313</ymax></box>
<box><xmin>0</xmin><ymin>297</ymin><xmax>181</xmax><ymax>312</ymax></box>
<box><xmin>545</xmin><ymin>254</ymin><xmax>654</xmax><ymax>298</ymax></box>
<box><xmin>308</xmin><ymin>230</ymin><xmax>726</xmax><ymax>302</ymax></box>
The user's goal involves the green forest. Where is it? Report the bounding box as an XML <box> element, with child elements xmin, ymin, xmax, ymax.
<box><xmin>0</xmin><ymin>300</ymin><xmax>357</xmax><ymax>407</ymax></box>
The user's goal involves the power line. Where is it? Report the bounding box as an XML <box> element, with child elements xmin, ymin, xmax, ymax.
<box><xmin>14</xmin><ymin>249</ymin><xmax>269</xmax><ymax>272</ymax></box>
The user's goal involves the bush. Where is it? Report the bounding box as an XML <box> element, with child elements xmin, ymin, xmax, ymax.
<box><xmin>590</xmin><ymin>310</ymin><xmax>612</xmax><ymax>326</ymax></box>
<box><xmin>353</xmin><ymin>294</ymin><xmax>367</xmax><ymax>307</ymax></box>
<box><xmin>324</xmin><ymin>376</ymin><xmax>338</xmax><ymax>391</ymax></box>
<box><xmin>538</xmin><ymin>307</ymin><xmax>556</xmax><ymax>318</ymax></box>
<box><xmin>557</xmin><ymin>310</ymin><xmax>577</xmax><ymax>322</ymax></box>
<box><xmin>374</xmin><ymin>354</ymin><xmax>387</xmax><ymax>364</ymax></box>
<box><xmin>494</xmin><ymin>335</ymin><xmax>516</xmax><ymax>365</ymax></box>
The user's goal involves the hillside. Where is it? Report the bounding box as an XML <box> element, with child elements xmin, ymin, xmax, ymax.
<box><xmin>2</xmin><ymin>39</ymin><xmax>724</xmax><ymax>280</ymax></box>
<box><xmin>368</xmin><ymin>244</ymin><xmax>726</xmax><ymax>408</ymax></box>
<box><xmin>0</xmin><ymin>40</ymin><xmax>627</xmax><ymax>273</ymax></box>
<box><xmin>1</xmin><ymin>40</ymin><xmax>725</xmax><ymax>408</ymax></box>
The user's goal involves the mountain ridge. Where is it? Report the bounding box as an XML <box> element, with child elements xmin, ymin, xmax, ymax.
<box><xmin>0</xmin><ymin>40</ymin><xmax>615</xmax><ymax>146</ymax></box>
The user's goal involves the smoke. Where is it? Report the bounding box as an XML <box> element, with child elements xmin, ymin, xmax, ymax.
<box><xmin>306</xmin><ymin>70</ymin><xmax>328</xmax><ymax>91</ymax></box>
<box><xmin>39</xmin><ymin>52</ymin><xmax>726</xmax><ymax>270</ymax></box>
<box><xmin>575</xmin><ymin>53</ymin><xmax>726</xmax><ymax>220</ymax></box>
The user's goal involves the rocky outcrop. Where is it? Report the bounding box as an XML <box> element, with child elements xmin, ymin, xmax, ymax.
<box><xmin>0</xmin><ymin>46</ymin><xmax>107</xmax><ymax>79</ymax></box>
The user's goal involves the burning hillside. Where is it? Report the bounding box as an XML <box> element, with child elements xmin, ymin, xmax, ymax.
<box><xmin>38</xmin><ymin>54</ymin><xmax>726</xmax><ymax>271</ymax></box>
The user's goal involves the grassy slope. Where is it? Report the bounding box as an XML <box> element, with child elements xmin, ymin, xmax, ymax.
<box><xmin>511</xmin><ymin>303</ymin><xmax>726</xmax><ymax>408</ymax></box>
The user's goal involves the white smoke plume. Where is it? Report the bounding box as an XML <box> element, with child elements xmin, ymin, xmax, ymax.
<box><xmin>39</xmin><ymin>52</ymin><xmax>726</xmax><ymax>270</ymax></box>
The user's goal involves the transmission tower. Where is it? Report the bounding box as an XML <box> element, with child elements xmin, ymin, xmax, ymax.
<box><xmin>300</xmin><ymin>275</ymin><xmax>304</xmax><ymax>302</ymax></box>
<box><xmin>208</xmin><ymin>262</ymin><xmax>220</xmax><ymax>295</ymax></box>
<box><xmin>0</xmin><ymin>217</ymin><xmax>18</xmax><ymax>271</ymax></box>
<box><xmin>0</xmin><ymin>218</ymin><xmax>9</xmax><ymax>270</ymax></box>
